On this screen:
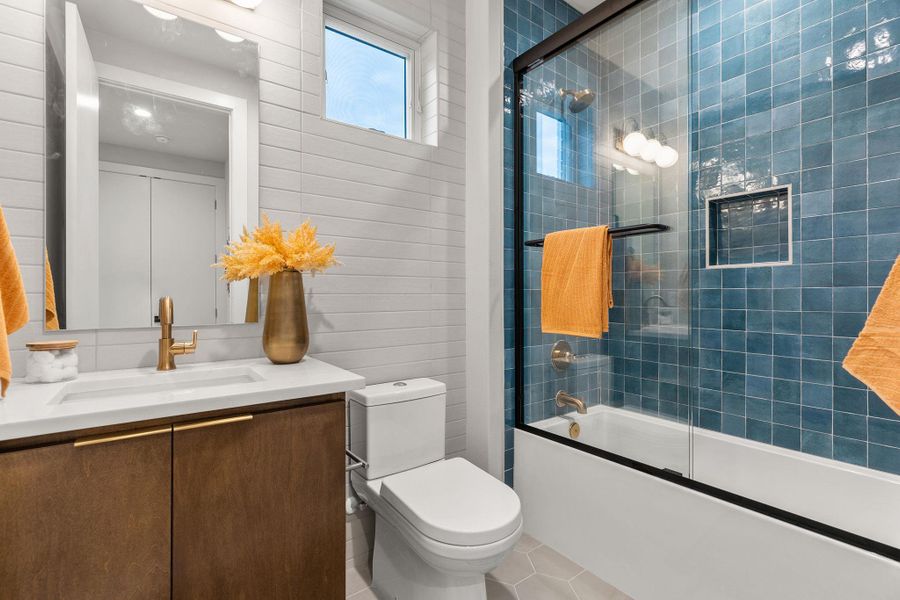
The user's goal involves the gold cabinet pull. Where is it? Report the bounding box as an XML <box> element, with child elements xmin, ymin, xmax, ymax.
<box><xmin>74</xmin><ymin>425</ymin><xmax>171</xmax><ymax>447</ymax></box>
<box><xmin>173</xmin><ymin>414</ymin><xmax>253</xmax><ymax>432</ymax></box>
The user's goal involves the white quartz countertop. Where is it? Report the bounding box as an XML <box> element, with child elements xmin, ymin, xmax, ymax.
<box><xmin>0</xmin><ymin>357</ymin><xmax>365</xmax><ymax>441</ymax></box>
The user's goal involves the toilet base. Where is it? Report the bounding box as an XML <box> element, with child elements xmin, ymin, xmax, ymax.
<box><xmin>371</xmin><ymin>517</ymin><xmax>487</xmax><ymax>600</ymax></box>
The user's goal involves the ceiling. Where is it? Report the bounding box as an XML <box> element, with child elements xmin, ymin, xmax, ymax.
<box><xmin>99</xmin><ymin>83</ymin><xmax>229</xmax><ymax>163</ymax></box>
<box><xmin>74</xmin><ymin>0</ymin><xmax>258</xmax><ymax>78</ymax></box>
<box><xmin>566</xmin><ymin>0</ymin><xmax>606</xmax><ymax>13</ymax></box>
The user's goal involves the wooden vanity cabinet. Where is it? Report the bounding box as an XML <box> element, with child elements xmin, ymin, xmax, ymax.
<box><xmin>172</xmin><ymin>401</ymin><xmax>345</xmax><ymax>600</ymax></box>
<box><xmin>0</xmin><ymin>396</ymin><xmax>345</xmax><ymax>600</ymax></box>
<box><xmin>0</xmin><ymin>427</ymin><xmax>172</xmax><ymax>599</ymax></box>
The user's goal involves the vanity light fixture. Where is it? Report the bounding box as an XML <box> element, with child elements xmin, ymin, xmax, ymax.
<box><xmin>639</xmin><ymin>134</ymin><xmax>661</xmax><ymax>162</ymax></box>
<box><xmin>655</xmin><ymin>144</ymin><xmax>679</xmax><ymax>168</ymax></box>
<box><xmin>228</xmin><ymin>0</ymin><xmax>263</xmax><ymax>8</ymax></box>
<box><xmin>215</xmin><ymin>29</ymin><xmax>246</xmax><ymax>43</ymax></box>
<box><xmin>133</xmin><ymin>106</ymin><xmax>152</xmax><ymax>118</ymax></box>
<box><xmin>622</xmin><ymin>131</ymin><xmax>646</xmax><ymax>156</ymax></box>
<box><xmin>143</xmin><ymin>5</ymin><xmax>178</xmax><ymax>20</ymax></box>
<box><xmin>621</xmin><ymin>118</ymin><xmax>646</xmax><ymax>157</ymax></box>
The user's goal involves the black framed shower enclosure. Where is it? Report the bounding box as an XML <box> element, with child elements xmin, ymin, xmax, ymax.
<box><xmin>509</xmin><ymin>0</ymin><xmax>899</xmax><ymax>563</ymax></box>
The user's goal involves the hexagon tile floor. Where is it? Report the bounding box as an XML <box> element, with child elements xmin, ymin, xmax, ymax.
<box><xmin>346</xmin><ymin>533</ymin><xmax>633</xmax><ymax>600</ymax></box>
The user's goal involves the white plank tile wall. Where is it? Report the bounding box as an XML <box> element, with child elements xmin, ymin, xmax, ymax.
<box><xmin>0</xmin><ymin>0</ymin><xmax>466</xmax><ymax>588</ymax></box>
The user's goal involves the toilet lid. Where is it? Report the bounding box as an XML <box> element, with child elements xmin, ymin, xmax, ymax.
<box><xmin>380</xmin><ymin>457</ymin><xmax>522</xmax><ymax>546</ymax></box>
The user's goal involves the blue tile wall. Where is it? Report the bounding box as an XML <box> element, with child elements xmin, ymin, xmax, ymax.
<box><xmin>690</xmin><ymin>0</ymin><xmax>900</xmax><ymax>474</ymax></box>
<box><xmin>505</xmin><ymin>0</ymin><xmax>900</xmax><ymax>483</ymax></box>
<box><xmin>504</xmin><ymin>0</ymin><xmax>583</xmax><ymax>486</ymax></box>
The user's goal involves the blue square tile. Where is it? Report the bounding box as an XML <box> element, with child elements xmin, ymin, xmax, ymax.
<box><xmin>869</xmin><ymin>443</ymin><xmax>900</xmax><ymax>476</ymax></box>
<box><xmin>833</xmin><ymin>81</ymin><xmax>867</xmax><ymax>111</ymax></box>
<box><xmin>746</xmin><ymin>23</ymin><xmax>772</xmax><ymax>49</ymax></box>
<box><xmin>747</xmin><ymin>418</ymin><xmax>773</xmax><ymax>442</ymax></box>
<box><xmin>834</xmin><ymin>387</ymin><xmax>867</xmax><ymax>414</ymax></box>
<box><xmin>801</xmin><ymin>21</ymin><xmax>831</xmax><ymax>52</ymax></box>
<box><xmin>773</xmin><ymin>33</ymin><xmax>801</xmax><ymax>59</ymax></box>
<box><xmin>801</xmin><ymin>0</ymin><xmax>831</xmax><ymax>26</ymax></box>
<box><xmin>833</xmin><ymin>261</ymin><xmax>869</xmax><ymax>286</ymax></box>
<box><xmin>870</xmin><ymin>0</ymin><xmax>900</xmax><ymax>27</ymax></box>
<box><xmin>773</xmin><ymin>424</ymin><xmax>802</xmax><ymax>449</ymax></box>
<box><xmin>774</xmin><ymin>353</ymin><xmax>802</xmax><ymax>380</ymax></box>
<box><xmin>773</xmin><ymin>80</ymin><xmax>801</xmax><ymax>105</ymax></box>
<box><xmin>833</xmin><ymin>6</ymin><xmax>866</xmax><ymax>39</ymax></box>
<box><xmin>869</xmin><ymin>71</ymin><xmax>900</xmax><ymax>104</ymax></box>
<box><xmin>801</xmin><ymin>430</ymin><xmax>833</xmax><ymax>458</ymax></box>
<box><xmin>833</xmin><ymin>436</ymin><xmax>867</xmax><ymax>465</ymax></box>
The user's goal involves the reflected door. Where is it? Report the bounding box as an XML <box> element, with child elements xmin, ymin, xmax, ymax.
<box><xmin>98</xmin><ymin>170</ymin><xmax>151</xmax><ymax>328</ymax></box>
<box><xmin>151</xmin><ymin>178</ymin><xmax>218</xmax><ymax>326</ymax></box>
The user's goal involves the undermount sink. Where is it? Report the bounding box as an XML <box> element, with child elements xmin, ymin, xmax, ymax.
<box><xmin>50</xmin><ymin>366</ymin><xmax>265</xmax><ymax>405</ymax></box>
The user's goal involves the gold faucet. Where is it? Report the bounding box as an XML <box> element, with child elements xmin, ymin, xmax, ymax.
<box><xmin>556</xmin><ymin>391</ymin><xmax>587</xmax><ymax>414</ymax></box>
<box><xmin>156</xmin><ymin>297</ymin><xmax>199</xmax><ymax>371</ymax></box>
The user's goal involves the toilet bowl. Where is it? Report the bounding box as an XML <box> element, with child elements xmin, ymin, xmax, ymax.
<box><xmin>348</xmin><ymin>380</ymin><xmax>522</xmax><ymax>600</ymax></box>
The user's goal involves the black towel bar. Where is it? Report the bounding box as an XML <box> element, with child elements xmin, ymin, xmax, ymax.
<box><xmin>524</xmin><ymin>223</ymin><xmax>670</xmax><ymax>247</ymax></box>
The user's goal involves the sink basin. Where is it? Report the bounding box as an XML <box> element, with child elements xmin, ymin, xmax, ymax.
<box><xmin>50</xmin><ymin>366</ymin><xmax>265</xmax><ymax>404</ymax></box>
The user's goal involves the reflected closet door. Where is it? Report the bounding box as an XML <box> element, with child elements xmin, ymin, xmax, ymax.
<box><xmin>98</xmin><ymin>170</ymin><xmax>151</xmax><ymax>328</ymax></box>
<box><xmin>150</xmin><ymin>177</ymin><xmax>218</xmax><ymax>325</ymax></box>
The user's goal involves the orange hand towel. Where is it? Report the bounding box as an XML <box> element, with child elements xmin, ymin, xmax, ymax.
<box><xmin>541</xmin><ymin>225</ymin><xmax>613</xmax><ymax>338</ymax></box>
<box><xmin>843</xmin><ymin>254</ymin><xmax>900</xmax><ymax>417</ymax></box>
<box><xmin>44</xmin><ymin>248</ymin><xmax>59</xmax><ymax>331</ymax></box>
<box><xmin>0</xmin><ymin>207</ymin><xmax>29</xmax><ymax>396</ymax></box>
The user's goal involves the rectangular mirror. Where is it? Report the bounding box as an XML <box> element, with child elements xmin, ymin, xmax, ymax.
<box><xmin>45</xmin><ymin>0</ymin><xmax>260</xmax><ymax>330</ymax></box>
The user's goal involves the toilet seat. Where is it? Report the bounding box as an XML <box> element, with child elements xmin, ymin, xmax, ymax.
<box><xmin>351</xmin><ymin>458</ymin><xmax>523</xmax><ymax>570</ymax></box>
<box><xmin>380</xmin><ymin>457</ymin><xmax>521</xmax><ymax>546</ymax></box>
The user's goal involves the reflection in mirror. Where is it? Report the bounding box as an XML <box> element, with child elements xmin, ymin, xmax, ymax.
<box><xmin>44</xmin><ymin>0</ymin><xmax>260</xmax><ymax>330</ymax></box>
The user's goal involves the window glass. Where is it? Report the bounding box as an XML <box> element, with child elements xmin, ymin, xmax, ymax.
<box><xmin>325</xmin><ymin>25</ymin><xmax>408</xmax><ymax>138</ymax></box>
<box><xmin>536</xmin><ymin>111</ymin><xmax>570</xmax><ymax>180</ymax></box>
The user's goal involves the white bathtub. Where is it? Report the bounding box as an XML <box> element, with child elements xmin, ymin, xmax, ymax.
<box><xmin>517</xmin><ymin>405</ymin><xmax>900</xmax><ymax>600</ymax></box>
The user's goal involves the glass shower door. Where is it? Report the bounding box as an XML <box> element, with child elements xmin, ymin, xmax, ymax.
<box><xmin>517</xmin><ymin>0</ymin><xmax>692</xmax><ymax>475</ymax></box>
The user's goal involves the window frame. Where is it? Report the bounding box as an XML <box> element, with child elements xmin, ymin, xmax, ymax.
<box><xmin>322</xmin><ymin>7</ymin><xmax>420</xmax><ymax>142</ymax></box>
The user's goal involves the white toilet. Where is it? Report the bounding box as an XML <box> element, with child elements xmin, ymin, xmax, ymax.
<box><xmin>349</xmin><ymin>379</ymin><xmax>522</xmax><ymax>600</ymax></box>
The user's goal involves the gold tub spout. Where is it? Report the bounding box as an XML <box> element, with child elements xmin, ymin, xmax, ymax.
<box><xmin>555</xmin><ymin>391</ymin><xmax>587</xmax><ymax>414</ymax></box>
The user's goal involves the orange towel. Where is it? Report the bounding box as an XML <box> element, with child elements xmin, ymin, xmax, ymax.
<box><xmin>843</xmin><ymin>254</ymin><xmax>900</xmax><ymax>417</ymax></box>
<box><xmin>541</xmin><ymin>225</ymin><xmax>613</xmax><ymax>338</ymax></box>
<box><xmin>0</xmin><ymin>207</ymin><xmax>29</xmax><ymax>396</ymax></box>
<box><xmin>44</xmin><ymin>248</ymin><xmax>59</xmax><ymax>331</ymax></box>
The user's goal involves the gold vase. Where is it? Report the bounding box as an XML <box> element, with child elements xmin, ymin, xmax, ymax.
<box><xmin>262</xmin><ymin>270</ymin><xmax>309</xmax><ymax>364</ymax></box>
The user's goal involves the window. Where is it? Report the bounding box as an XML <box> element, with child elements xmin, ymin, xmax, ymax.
<box><xmin>536</xmin><ymin>111</ymin><xmax>571</xmax><ymax>181</ymax></box>
<box><xmin>324</xmin><ymin>11</ymin><xmax>417</xmax><ymax>140</ymax></box>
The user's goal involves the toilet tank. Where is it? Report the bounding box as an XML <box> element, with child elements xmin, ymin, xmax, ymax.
<box><xmin>348</xmin><ymin>379</ymin><xmax>446</xmax><ymax>480</ymax></box>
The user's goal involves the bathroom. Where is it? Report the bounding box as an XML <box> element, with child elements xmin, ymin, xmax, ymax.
<box><xmin>0</xmin><ymin>0</ymin><xmax>897</xmax><ymax>598</ymax></box>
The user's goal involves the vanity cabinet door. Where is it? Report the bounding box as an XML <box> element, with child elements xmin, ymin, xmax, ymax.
<box><xmin>0</xmin><ymin>428</ymin><xmax>172</xmax><ymax>599</ymax></box>
<box><xmin>172</xmin><ymin>401</ymin><xmax>344</xmax><ymax>600</ymax></box>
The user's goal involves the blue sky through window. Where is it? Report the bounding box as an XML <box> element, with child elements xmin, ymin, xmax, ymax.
<box><xmin>536</xmin><ymin>112</ymin><xmax>568</xmax><ymax>180</ymax></box>
<box><xmin>325</xmin><ymin>26</ymin><xmax>407</xmax><ymax>138</ymax></box>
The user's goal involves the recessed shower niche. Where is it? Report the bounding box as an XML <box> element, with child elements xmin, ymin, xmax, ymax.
<box><xmin>705</xmin><ymin>185</ymin><xmax>792</xmax><ymax>268</ymax></box>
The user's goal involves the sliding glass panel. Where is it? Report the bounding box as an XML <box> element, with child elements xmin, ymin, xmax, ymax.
<box><xmin>687</xmin><ymin>0</ymin><xmax>900</xmax><ymax>549</ymax></box>
<box><xmin>519</xmin><ymin>0</ymin><xmax>692</xmax><ymax>475</ymax></box>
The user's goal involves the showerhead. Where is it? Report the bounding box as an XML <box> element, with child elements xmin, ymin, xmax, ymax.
<box><xmin>560</xmin><ymin>88</ymin><xmax>596</xmax><ymax>113</ymax></box>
